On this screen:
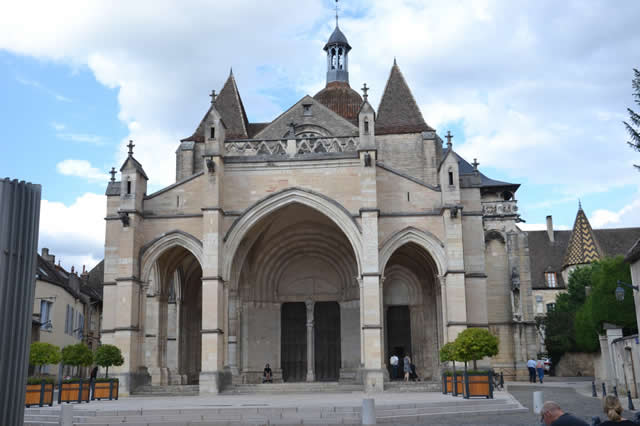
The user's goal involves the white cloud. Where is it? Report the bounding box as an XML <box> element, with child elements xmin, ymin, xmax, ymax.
<box><xmin>56</xmin><ymin>159</ymin><xmax>110</xmax><ymax>182</ymax></box>
<box><xmin>591</xmin><ymin>192</ymin><xmax>640</xmax><ymax>228</ymax></box>
<box><xmin>39</xmin><ymin>193</ymin><xmax>105</xmax><ymax>271</ymax></box>
<box><xmin>15</xmin><ymin>75</ymin><xmax>71</xmax><ymax>102</ymax></box>
<box><xmin>56</xmin><ymin>132</ymin><xmax>104</xmax><ymax>145</ymax></box>
<box><xmin>51</xmin><ymin>122</ymin><xmax>66</xmax><ymax>131</ymax></box>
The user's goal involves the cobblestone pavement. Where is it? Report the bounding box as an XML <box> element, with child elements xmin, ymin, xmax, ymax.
<box><xmin>408</xmin><ymin>384</ymin><xmax>636</xmax><ymax>425</ymax></box>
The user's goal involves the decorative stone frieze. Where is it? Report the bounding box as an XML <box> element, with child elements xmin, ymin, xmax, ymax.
<box><xmin>482</xmin><ymin>200</ymin><xmax>519</xmax><ymax>217</ymax></box>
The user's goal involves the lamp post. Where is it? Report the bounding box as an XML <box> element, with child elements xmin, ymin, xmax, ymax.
<box><xmin>615</xmin><ymin>280</ymin><xmax>639</xmax><ymax>302</ymax></box>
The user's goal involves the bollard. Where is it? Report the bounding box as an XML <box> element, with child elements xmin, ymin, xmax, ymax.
<box><xmin>602</xmin><ymin>383</ymin><xmax>607</xmax><ymax>397</ymax></box>
<box><xmin>60</xmin><ymin>404</ymin><xmax>73</xmax><ymax>426</ymax></box>
<box><xmin>628</xmin><ymin>390</ymin><xmax>635</xmax><ymax>411</ymax></box>
<box><xmin>614</xmin><ymin>386</ymin><xmax>618</xmax><ymax>397</ymax></box>
<box><xmin>533</xmin><ymin>391</ymin><xmax>544</xmax><ymax>415</ymax></box>
<box><xmin>592</xmin><ymin>381</ymin><xmax>597</xmax><ymax>397</ymax></box>
<box><xmin>362</xmin><ymin>398</ymin><xmax>376</xmax><ymax>425</ymax></box>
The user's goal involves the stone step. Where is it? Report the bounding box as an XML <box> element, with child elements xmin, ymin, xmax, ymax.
<box><xmin>222</xmin><ymin>382</ymin><xmax>362</xmax><ymax>394</ymax></box>
<box><xmin>132</xmin><ymin>384</ymin><xmax>200</xmax><ymax>396</ymax></box>
<box><xmin>383</xmin><ymin>380</ymin><xmax>441</xmax><ymax>392</ymax></box>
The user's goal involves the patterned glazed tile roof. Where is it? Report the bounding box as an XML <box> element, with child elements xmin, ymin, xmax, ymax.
<box><xmin>376</xmin><ymin>62</ymin><xmax>434</xmax><ymax>135</ymax></box>
<box><xmin>562</xmin><ymin>207</ymin><xmax>602</xmax><ymax>267</ymax></box>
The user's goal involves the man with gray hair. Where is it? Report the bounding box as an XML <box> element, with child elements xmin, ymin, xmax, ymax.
<box><xmin>540</xmin><ymin>401</ymin><xmax>588</xmax><ymax>425</ymax></box>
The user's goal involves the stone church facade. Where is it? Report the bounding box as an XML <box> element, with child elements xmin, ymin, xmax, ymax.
<box><xmin>101</xmin><ymin>22</ymin><xmax>537</xmax><ymax>394</ymax></box>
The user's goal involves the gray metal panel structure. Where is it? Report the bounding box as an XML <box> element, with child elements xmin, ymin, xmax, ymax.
<box><xmin>0</xmin><ymin>178</ymin><xmax>41</xmax><ymax>426</ymax></box>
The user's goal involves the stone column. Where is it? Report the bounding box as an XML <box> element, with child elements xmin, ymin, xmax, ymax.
<box><xmin>306</xmin><ymin>300</ymin><xmax>315</xmax><ymax>382</ymax></box>
<box><xmin>228</xmin><ymin>290</ymin><xmax>240</xmax><ymax>376</ymax></box>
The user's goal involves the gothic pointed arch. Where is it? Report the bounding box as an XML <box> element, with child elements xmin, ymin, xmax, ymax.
<box><xmin>222</xmin><ymin>187</ymin><xmax>363</xmax><ymax>281</ymax></box>
<box><xmin>140</xmin><ymin>230</ymin><xmax>204</xmax><ymax>285</ymax></box>
<box><xmin>379</xmin><ymin>226</ymin><xmax>447</xmax><ymax>275</ymax></box>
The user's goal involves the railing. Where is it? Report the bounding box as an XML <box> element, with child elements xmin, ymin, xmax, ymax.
<box><xmin>482</xmin><ymin>200</ymin><xmax>518</xmax><ymax>217</ymax></box>
<box><xmin>224</xmin><ymin>136</ymin><xmax>360</xmax><ymax>157</ymax></box>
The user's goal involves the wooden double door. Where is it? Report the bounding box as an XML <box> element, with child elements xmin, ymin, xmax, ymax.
<box><xmin>281</xmin><ymin>302</ymin><xmax>341</xmax><ymax>382</ymax></box>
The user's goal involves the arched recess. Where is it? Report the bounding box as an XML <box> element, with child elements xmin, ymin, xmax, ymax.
<box><xmin>379</xmin><ymin>227</ymin><xmax>447</xmax><ymax>276</ymax></box>
<box><xmin>223</xmin><ymin>188</ymin><xmax>363</xmax><ymax>281</ymax></box>
<box><xmin>140</xmin><ymin>230</ymin><xmax>204</xmax><ymax>290</ymax></box>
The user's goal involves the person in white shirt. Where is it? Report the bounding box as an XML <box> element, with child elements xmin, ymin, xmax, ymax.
<box><xmin>389</xmin><ymin>354</ymin><xmax>399</xmax><ymax>380</ymax></box>
<box><xmin>527</xmin><ymin>358</ymin><xmax>537</xmax><ymax>383</ymax></box>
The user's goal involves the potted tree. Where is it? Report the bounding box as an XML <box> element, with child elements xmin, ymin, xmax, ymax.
<box><xmin>453</xmin><ymin>328</ymin><xmax>499</xmax><ymax>399</ymax></box>
<box><xmin>439</xmin><ymin>342</ymin><xmax>462</xmax><ymax>395</ymax></box>
<box><xmin>93</xmin><ymin>344</ymin><xmax>124</xmax><ymax>400</ymax></box>
<box><xmin>26</xmin><ymin>342</ymin><xmax>60</xmax><ymax>407</ymax></box>
<box><xmin>59</xmin><ymin>343</ymin><xmax>93</xmax><ymax>403</ymax></box>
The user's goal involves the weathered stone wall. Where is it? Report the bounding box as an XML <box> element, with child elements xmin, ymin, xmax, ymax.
<box><xmin>376</xmin><ymin>133</ymin><xmax>440</xmax><ymax>186</ymax></box>
<box><xmin>555</xmin><ymin>352</ymin><xmax>596</xmax><ymax>377</ymax></box>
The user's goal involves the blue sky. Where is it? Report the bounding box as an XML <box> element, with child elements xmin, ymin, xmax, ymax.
<box><xmin>1</xmin><ymin>0</ymin><xmax>639</xmax><ymax>270</ymax></box>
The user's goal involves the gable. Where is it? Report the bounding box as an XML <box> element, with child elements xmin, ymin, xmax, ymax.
<box><xmin>253</xmin><ymin>95</ymin><xmax>358</xmax><ymax>140</ymax></box>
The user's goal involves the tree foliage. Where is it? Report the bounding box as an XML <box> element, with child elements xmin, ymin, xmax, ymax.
<box><xmin>543</xmin><ymin>257</ymin><xmax>637</xmax><ymax>365</ymax></box>
<box><xmin>439</xmin><ymin>342</ymin><xmax>456</xmax><ymax>363</ymax></box>
<box><xmin>61</xmin><ymin>343</ymin><xmax>94</xmax><ymax>376</ymax></box>
<box><xmin>452</xmin><ymin>328</ymin><xmax>499</xmax><ymax>370</ymax></box>
<box><xmin>94</xmin><ymin>344</ymin><xmax>124</xmax><ymax>378</ymax></box>
<box><xmin>623</xmin><ymin>68</ymin><xmax>640</xmax><ymax>170</ymax></box>
<box><xmin>29</xmin><ymin>342</ymin><xmax>61</xmax><ymax>375</ymax></box>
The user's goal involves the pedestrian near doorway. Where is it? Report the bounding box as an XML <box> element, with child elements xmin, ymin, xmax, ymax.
<box><xmin>403</xmin><ymin>355</ymin><xmax>411</xmax><ymax>382</ymax></box>
<box><xmin>536</xmin><ymin>358</ymin><xmax>545</xmax><ymax>384</ymax></box>
<box><xmin>527</xmin><ymin>357</ymin><xmax>537</xmax><ymax>383</ymax></box>
<box><xmin>389</xmin><ymin>354</ymin><xmax>399</xmax><ymax>380</ymax></box>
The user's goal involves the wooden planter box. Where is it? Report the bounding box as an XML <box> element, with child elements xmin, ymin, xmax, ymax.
<box><xmin>59</xmin><ymin>380</ymin><xmax>90</xmax><ymax>404</ymax></box>
<box><xmin>25</xmin><ymin>381</ymin><xmax>54</xmax><ymax>407</ymax></box>
<box><xmin>442</xmin><ymin>374</ymin><xmax>464</xmax><ymax>396</ymax></box>
<box><xmin>463</xmin><ymin>372</ymin><xmax>493</xmax><ymax>399</ymax></box>
<box><xmin>93</xmin><ymin>379</ymin><xmax>119</xmax><ymax>400</ymax></box>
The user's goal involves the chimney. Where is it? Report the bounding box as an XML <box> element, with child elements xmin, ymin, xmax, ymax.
<box><xmin>546</xmin><ymin>215</ymin><xmax>554</xmax><ymax>243</ymax></box>
<box><xmin>41</xmin><ymin>247</ymin><xmax>55</xmax><ymax>265</ymax></box>
<box><xmin>81</xmin><ymin>265</ymin><xmax>89</xmax><ymax>279</ymax></box>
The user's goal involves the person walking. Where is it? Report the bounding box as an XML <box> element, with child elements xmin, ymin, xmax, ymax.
<box><xmin>536</xmin><ymin>358</ymin><xmax>545</xmax><ymax>384</ymax></box>
<box><xmin>403</xmin><ymin>355</ymin><xmax>411</xmax><ymax>382</ymax></box>
<box><xmin>527</xmin><ymin>357</ymin><xmax>537</xmax><ymax>383</ymax></box>
<box><xmin>540</xmin><ymin>401</ymin><xmax>588</xmax><ymax>425</ymax></box>
<box><xmin>599</xmin><ymin>395</ymin><xmax>635</xmax><ymax>425</ymax></box>
<box><xmin>89</xmin><ymin>366</ymin><xmax>98</xmax><ymax>400</ymax></box>
<box><xmin>389</xmin><ymin>354</ymin><xmax>399</xmax><ymax>381</ymax></box>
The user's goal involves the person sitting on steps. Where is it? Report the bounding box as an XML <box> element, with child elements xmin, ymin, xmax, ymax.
<box><xmin>263</xmin><ymin>363</ymin><xmax>273</xmax><ymax>383</ymax></box>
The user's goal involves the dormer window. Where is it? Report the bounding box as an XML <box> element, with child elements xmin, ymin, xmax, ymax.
<box><xmin>545</xmin><ymin>272</ymin><xmax>557</xmax><ymax>288</ymax></box>
<box><xmin>303</xmin><ymin>104</ymin><xmax>312</xmax><ymax>116</ymax></box>
<box><xmin>210</xmin><ymin>126</ymin><xmax>215</xmax><ymax>139</ymax></box>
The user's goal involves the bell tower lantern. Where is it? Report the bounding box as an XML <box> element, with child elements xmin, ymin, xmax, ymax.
<box><xmin>324</xmin><ymin>10</ymin><xmax>351</xmax><ymax>85</ymax></box>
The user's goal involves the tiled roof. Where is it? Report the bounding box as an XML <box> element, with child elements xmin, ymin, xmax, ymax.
<box><xmin>527</xmin><ymin>225</ymin><xmax>640</xmax><ymax>289</ymax></box>
<box><xmin>324</xmin><ymin>25</ymin><xmax>351</xmax><ymax>50</ymax></box>
<box><xmin>626</xmin><ymin>238</ymin><xmax>640</xmax><ymax>263</ymax></box>
<box><xmin>376</xmin><ymin>62</ymin><xmax>434</xmax><ymax>135</ymax></box>
<box><xmin>443</xmin><ymin>148</ymin><xmax>520</xmax><ymax>190</ymax></box>
<box><xmin>36</xmin><ymin>256</ymin><xmax>81</xmax><ymax>299</ymax></box>
<box><xmin>183</xmin><ymin>72</ymin><xmax>250</xmax><ymax>141</ymax></box>
<box><xmin>563</xmin><ymin>208</ymin><xmax>602</xmax><ymax>267</ymax></box>
<box><xmin>314</xmin><ymin>81</ymin><xmax>363</xmax><ymax>123</ymax></box>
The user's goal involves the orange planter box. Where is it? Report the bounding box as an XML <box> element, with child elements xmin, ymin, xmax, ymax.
<box><xmin>93</xmin><ymin>380</ymin><xmax>119</xmax><ymax>400</ymax></box>
<box><xmin>443</xmin><ymin>375</ymin><xmax>464</xmax><ymax>395</ymax></box>
<box><xmin>60</xmin><ymin>382</ymin><xmax>90</xmax><ymax>403</ymax></box>
<box><xmin>25</xmin><ymin>383</ymin><xmax>54</xmax><ymax>407</ymax></box>
<box><xmin>463</xmin><ymin>373</ymin><xmax>493</xmax><ymax>399</ymax></box>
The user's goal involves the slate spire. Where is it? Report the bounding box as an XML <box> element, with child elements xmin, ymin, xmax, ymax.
<box><xmin>376</xmin><ymin>61</ymin><xmax>433</xmax><ymax>135</ymax></box>
<box><xmin>563</xmin><ymin>204</ymin><xmax>602</xmax><ymax>267</ymax></box>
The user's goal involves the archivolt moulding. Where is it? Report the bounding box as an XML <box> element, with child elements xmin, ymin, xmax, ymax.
<box><xmin>379</xmin><ymin>226</ymin><xmax>447</xmax><ymax>276</ymax></box>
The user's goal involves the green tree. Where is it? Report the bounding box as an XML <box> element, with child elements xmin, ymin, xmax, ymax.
<box><xmin>623</xmin><ymin>68</ymin><xmax>640</xmax><ymax>170</ymax></box>
<box><xmin>61</xmin><ymin>343</ymin><xmax>94</xmax><ymax>377</ymax></box>
<box><xmin>29</xmin><ymin>342</ymin><xmax>61</xmax><ymax>376</ymax></box>
<box><xmin>439</xmin><ymin>341</ymin><xmax>458</xmax><ymax>373</ymax></box>
<box><xmin>94</xmin><ymin>344</ymin><xmax>124</xmax><ymax>378</ymax></box>
<box><xmin>453</xmin><ymin>328</ymin><xmax>499</xmax><ymax>371</ymax></box>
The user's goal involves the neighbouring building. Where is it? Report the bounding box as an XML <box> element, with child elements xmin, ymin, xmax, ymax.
<box><xmin>527</xmin><ymin>205</ymin><xmax>640</xmax><ymax>353</ymax></box>
<box><xmin>32</xmin><ymin>248</ymin><xmax>103</xmax><ymax>378</ymax></box>
<box><xmin>101</xmin><ymin>17</ymin><xmax>538</xmax><ymax>395</ymax></box>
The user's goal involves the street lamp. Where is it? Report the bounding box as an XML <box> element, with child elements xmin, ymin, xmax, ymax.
<box><xmin>615</xmin><ymin>280</ymin><xmax>639</xmax><ymax>302</ymax></box>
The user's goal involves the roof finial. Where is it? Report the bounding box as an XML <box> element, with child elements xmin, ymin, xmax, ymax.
<box><xmin>109</xmin><ymin>167</ymin><xmax>116</xmax><ymax>182</ymax></box>
<box><xmin>472</xmin><ymin>158</ymin><xmax>479</xmax><ymax>171</ymax></box>
<box><xmin>127</xmin><ymin>140</ymin><xmax>135</xmax><ymax>156</ymax></box>
<box><xmin>445</xmin><ymin>130</ymin><xmax>453</xmax><ymax>149</ymax></box>
<box><xmin>393</xmin><ymin>57</ymin><xmax>397</xmax><ymax>66</ymax></box>
<box><xmin>361</xmin><ymin>83</ymin><xmax>369</xmax><ymax>101</ymax></box>
<box><xmin>209</xmin><ymin>89</ymin><xmax>216</xmax><ymax>104</ymax></box>
<box><xmin>335</xmin><ymin>0</ymin><xmax>339</xmax><ymax>27</ymax></box>
<box><xmin>578</xmin><ymin>199</ymin><xmax>582</xmax><ymax>210</ymax></box>
<box><xmin>229</xmin><ymin>67</ymin><xmax>233</xmax><ymax>77</ymax></box>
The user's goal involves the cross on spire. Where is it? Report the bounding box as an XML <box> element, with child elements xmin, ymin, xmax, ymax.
<box><xmin>109</xmin><ymin>167</ymin><xmax>116</xmax><ymax>182</ymax></box>
<box><xmin>335</xmin><ymin>0</ymin><xmax>339</xmax><ymax>26</ymax></box>
<box><xmin>472</xmin><ymin>158</ymin><xmax>480</xmax><ymax>171</ymax></box>
<box><xmin>209</xmin><ymin>89</ymin><xmax>216</xmax><ymax>104</ymax></box>
<box><xmin>361</xmin><ymin>83</ymin><xmax>369</xmax><ymax>101</ymax></box>
<box><xmin>127</xmin><ymin>140</ymin><xmax>135</xmax><ymax>156</ymax></box>
<box><xmin>445</xmin><ymin>131</ymin><xmax>453</xmax><ymax>148</ymax></box>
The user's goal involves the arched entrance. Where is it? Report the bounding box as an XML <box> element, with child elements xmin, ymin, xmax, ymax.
<box><xmin>381</xmin><ymin>233</ymin><xmax>443</xmax><ymax>381</ymax></box>
<box><xmin>140</xmin><ymin>234</ymin><xmax>203</xmax><ymax>385</ymax></box>
<box><xmin>227</xmin><ymin>203</ymin><xmax>360</xmax><ymax>383</ymax></box>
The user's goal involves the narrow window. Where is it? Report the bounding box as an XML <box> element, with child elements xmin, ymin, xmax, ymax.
<box><xmin>65</xmin><ymin>305</ymin><xmax>70</xmax><ymax>334</ymax></box>
<box><xmin>364</xmin><ymin>119</ymin><xmax>369</xmax><ymax>134</ymax></box>
<box><xmin>127</xmin><ymin>179</ymin><xmax>132</xmax><ymax>195</ymax></box>
<box><xmin>303</xmin><ymin>104</ymin><xmax>312</xmax><ymax>116</ymax></box>
<box><xmin>176</xmin><ymin>196</ymin><xmax>180</xmax><ymax>208</ymax></box>
<box><xmin>448</xmin><ymin>171</ymin><xmax>454</xmax><ymax>186</ymax></box>
<box><xmin>546</xmin><ymin>303</ymin><xmax>556</xmax><ymax>312</ymax></box>
<box><xmin>535</xmin><ymin>296</ymin><xmax>544</xmax><ymax>314</ymax></box>
<box><xmin>210</xmin><ymin>126</ymin><xmax>215</xmax><ymax>139</ymax></box>
<box><xmin>407</xmin><ymin>192</ymin><xmax>410</xmax><ymax>202</ymax></box>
